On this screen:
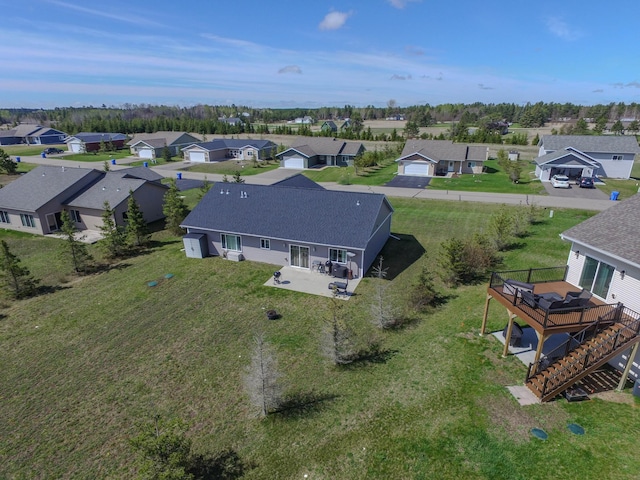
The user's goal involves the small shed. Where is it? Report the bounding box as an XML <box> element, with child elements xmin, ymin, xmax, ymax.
<box><xmin>183</xmin><ymin>233</ymin><xmax>208</xmax><ymax>258</ymax></box>
<box><xmin>508</xmin><ymin>150</ymin><xmax>520</xmax><ymax>161</ymax></box>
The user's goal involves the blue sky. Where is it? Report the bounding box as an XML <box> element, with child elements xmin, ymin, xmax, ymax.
<box><xmin>2</xmin><ymin>0</ymin><xmax>639</xmax><ymax>108</ymax></box>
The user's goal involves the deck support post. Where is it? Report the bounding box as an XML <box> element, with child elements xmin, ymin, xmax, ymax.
<box><xmin>480</xmin><ymin>294</ymin><xmax>492</xmax><ymax>336</ymax></box>
<box><xmin>616</xmin><ymin>342</ymin><xmax>639</xmax><ymax>392</ymax></box>
<box><xmin>533</xmin><ymin>332</ymin><xmax>547</xmax><ymax>366</ymax></box>
<box><xmin>502</xmin><ymin>311</ymin><xmax>517</xmax><ymax>357</ymax></box>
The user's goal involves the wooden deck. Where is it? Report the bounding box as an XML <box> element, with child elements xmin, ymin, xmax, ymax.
<box><xmin>487</xmin><ymin>280</ymin><xmax>610</xmax><ymax>335</ymax></box>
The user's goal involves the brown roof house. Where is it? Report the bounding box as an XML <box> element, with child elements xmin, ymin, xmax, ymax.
<box><xmin>276</xmin><ymin>137</ymin><xmax>365</xmax><ymax>169</ymax></box>
<box><xmin>127</xmin><ymin>131</ymin><xmax>200</xmax><ymax>159</ymax></box>
<box><xmin>396</xmin><ymin>140</ymin><xmax>488</xmax><ymax>176</ymax></box>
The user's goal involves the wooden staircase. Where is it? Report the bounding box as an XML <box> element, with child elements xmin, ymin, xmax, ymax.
<box><xmin>526</xmin><ymin>312</ymin><xmax>640</xmax><ymax>402</ymax></box>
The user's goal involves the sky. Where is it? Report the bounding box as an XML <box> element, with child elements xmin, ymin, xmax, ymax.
<box><xmin>1</xmin><ymin>0</ymin><xmax>640</xmax><ymax>109</ymax></box>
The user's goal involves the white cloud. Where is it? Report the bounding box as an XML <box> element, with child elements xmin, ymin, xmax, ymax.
<box><xmin>278</xmin><ymin>65</ymin><xmax>302</xmax><ymax>74</ymax></box>
<box><xmin>545</xmin><ymin>17</ymin><xmax>581</xmax><ymax>41</ymax></box>
<box><xmin>387</xmin><ymin>0</ymin><xmax>421</xmax><ymax>9</ymax></box>
<box><xmin>318</xmin><ymin>11</ymin><xmax>351</xmax><ymax>31</ymax></box>
<box><xmin>44</xmin><ymin>0</ymin><xmax>163</xmax><ymax>27</ymax></box>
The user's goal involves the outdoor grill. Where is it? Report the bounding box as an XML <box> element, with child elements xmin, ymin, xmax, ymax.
<box><xmin>502</xmin><ymin>322</ymin><xmax>524</xmax><ymax>347</ymax></box>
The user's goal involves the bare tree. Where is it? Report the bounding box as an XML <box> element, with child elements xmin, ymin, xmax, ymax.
<box><xmin>370</xmin><ymin>256</ymin><xmax>398</xmax><ymax>329</ymax></box>
<box><xmin>322</xmin><ymin>294</ymin><xmax>356</xmax><ymax>365</ymax></box>
<box><xmin>244</xmin><ymin>333</ymin><xmax>283</xmax><ymax>417</ymax></box>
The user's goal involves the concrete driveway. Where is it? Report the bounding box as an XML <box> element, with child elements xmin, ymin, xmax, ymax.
<box><xmin>542</xmin><ymin>182</ymin><xmax>609</xmax><ymax>200</ymax></box>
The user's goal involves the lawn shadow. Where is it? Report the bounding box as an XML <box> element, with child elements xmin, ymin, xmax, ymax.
<box><xmin>484</xmin><ymin>166</ymin><xmax>498</xmax><ymax>174</ymax></box>
<box><xmin>188</xmin><ymin>448</ymin><xmax>252</xmax><ymax>480</ymax></box>
<box><xmin>368</xmin><ymin>233</ymin><xmax>425</xmax><ymax>281</ymax></box>
<box><xmin>35</xmin><ymin>284</ymin><xmax>71</xmax><ymax>296</ymax></box>
<box><xmin>274</xmin><ymin>391</ymin><xmax>340</xmax><ymax>419</ymax></box>
<box><xmin>344</xmin><ymin>347</ymin><xmax>399</xmax><ymax>368</ymax></box>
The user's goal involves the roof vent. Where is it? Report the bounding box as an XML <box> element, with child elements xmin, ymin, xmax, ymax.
<box><xmin>226</xmin><ymin>189</ymin><xmax>230</xmax><ymax>195</ymax></box>
<box><xmin>102</xmin><ymin>186</ymin><xmax>106</xmax><ymax>190</ymax></box>
<box><xmin>356</xmin><ymin>200</ymin><xmax>360</xmax><ymax>206</ymax></box>
<box><xmin>220</xmin><ymin>189</ymin><xmax>224</xmax><ymax>194</ymax></box>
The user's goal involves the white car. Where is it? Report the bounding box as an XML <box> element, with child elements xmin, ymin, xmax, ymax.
<box><xmin>550</xmin><ymin>174</ymin><xmax>571</xmax><ymax>188</ymax></box>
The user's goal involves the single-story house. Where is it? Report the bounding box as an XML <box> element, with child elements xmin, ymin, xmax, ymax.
<box><xmin>535</xmin><ymin>135</ymin><xmax>640</xmax><ymax>180</ymax></box>
<box><xmin>0</xmin><ymin>124</ymin><xmax>67</xmax><ymax>146</ymax></box>
<box><xmin>395</xmin><ymin>140</ymin><xmax>488</xmax><ymax>176</ymax></box>
<box><xmin>293</xmin><ymin>116</ymin><xmax>314</xmax><ymax>124</ymax></box>
<box><xmin>560</xmin><ymin>193</ymin><xmax>640</xmax><ymax>381</ymax></box>
<box><xmin>65</xmin><ymin>133</ymin><xmax>127</xmax><ymax>153</ymax></box>
<box><xmin>0</xmin><ymin>165</ymin><xmax>167</xmax><ymax>236</ymax></box>
<box><xmin>321</xmin><ymin>121</ymin><xmax>337</xmax><ymax>133</ymax></box>
<box><xmin>128</xmin><ymin>131</ymin><xmax>200</xmax><ymax>159</ymax></box>
<box><xmin>218</xmin><ymin>117</ymin><xmax>243</xmax><ymax>126</ymax></box>
<box><xmin>182</xmin><ymin>139</ymin><xmax>277</xmax><ymax>163</ymax></box>
<box><xmin>277</xmin><ymin>137</ymin><xmax>365</xmax><ymax>169</ymax></box>
<box><xmin>340</xmin><ymin>119</ymin><xmax>352</xmax><ymax>131</ymax></box>
<box><xmin>180</xmin><ymin>175</ymin><xmax>393</xmax><ymax>278</ymax></box>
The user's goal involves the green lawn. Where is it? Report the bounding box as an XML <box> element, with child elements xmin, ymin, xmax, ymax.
<box><xmin>58</xmin><ymin>151</ymin><xmax>132</xmax><ymax>162</ymax></box>
<box><xmin>303</xmin><ymin>160</ymin><xmax>398</xmax><ymax>185</ymax></box>
<box><xmin>0</xmin><ymin>199</ymin><xmax>638</xmax><ymax>479</ymax></box>
<box><xmin>1</xmin><ymin>144</ymin><xmax>67</xmax><ymax>156</ymax></box>
<box><xmin>184</xmin><ymin>159</ymin><xmax>281</xmax><ymax>176</ymax></box>
<box><xmin>429</xmin><ymin>160</ymin><xmax>547</xmax><ymax>194</ymax></box>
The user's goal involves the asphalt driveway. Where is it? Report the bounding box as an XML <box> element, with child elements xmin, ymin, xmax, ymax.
<box><xmin>385</xmin><ymin>175</ymin><xmax>431</xmax><ymax>188</ymax></box>
<box><xmin>542</xmin><ymin>182</ymin><xmax>609</xmax><ymax>200</ymax></box>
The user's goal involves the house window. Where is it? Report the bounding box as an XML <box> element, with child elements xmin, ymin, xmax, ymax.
<box><xmin>260</xmin><ymin>238</ymin><xmax>270</xmax><ymax>250</ymax></box>
<box><xmin>221</xmin><ymin>234</ymin><xmax>242</xmax><ymax>252</ymax></box>
<box><xmin>20</xmin><ymin>214</ymin><xmax>36</xmax><ymax>228</ymax></box>
<box><xmin>247</xmin><ymin>150</ymin><xmax>253</xmax><ymax>156</ymax></box>
<box><xmin>69</xmin><ymin>210</ymin><xmax>82</xmax><ymax>223</ymax></box>
<box><xmin>468</xmin><ymin>161</ymin><xmax>476</xmax><ymax>168</ymax></box>
<box><xmin>0</xmin><ymin>211</ymin><xmax>9</xmax><ymax>223</ymax></box>
<box><xmin>329</xmin><ymin>248</ymin><xmax>347</xmax><ymax>264</ymax></box>
<box><xmin>579</xmin><ymin>256</ymin><xmax>615</xmax><ymax>299</ymax></box>
<box><xmin>612</xmin><ymin>155</ymin><xmax>623</xmax><ymax>161</ymax></box>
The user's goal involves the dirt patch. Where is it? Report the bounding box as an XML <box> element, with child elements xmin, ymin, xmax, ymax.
<box><xmin>590</xmin><ymin>391</ymin><xmax>637</xmax><ymax>405</ymax></box>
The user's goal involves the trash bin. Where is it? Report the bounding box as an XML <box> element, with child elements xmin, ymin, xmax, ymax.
<box><xmin>110</xmin><ymin>159</ymin><xmax>116</xmax><ymax>165</ymax></box>
<box><xmin>15</xmin><ymin>156</ymin><xmax>20</xmax><ymax>163</ymax></box>
<box><xmin>176</xmin><ymin>172</ymin><xmax>182</xmax><ymax>180</ymax></box>
<box><xmin>41</xmin><ymin>152</ymin><xmax>46</xmax><ymax>158</ymax></box>
<box><xmin>634</xmin><ymin>379</ymin><xmax>640</xmax><ymax>398</ymax></box>
<box><xmin>143</xmin><ymin>162</ymin><xmax>148</xmax><ymax>168</ymax></box>
<box><xmin>610</xmin><ymin>191</ymin><xmax>620</xmax><ymax>201</ymax></box>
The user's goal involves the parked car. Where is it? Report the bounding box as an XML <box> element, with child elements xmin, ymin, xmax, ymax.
<box><xmin>579</xmin><ymin>177</ymin><xmax>595</xmax><ymax>188</ymax></box>
<box><xmin>42</xmin><ymin>147</ymin><xmax>64</xmax><ymax>155</ymax></box>
<box><xmin>550</xmin><ymin>174</ymin><xmax>571</xmax><ymax>188</ymax></box>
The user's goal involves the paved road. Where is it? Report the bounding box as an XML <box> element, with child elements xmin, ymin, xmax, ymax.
<box><xmin>15</xmin><ymin>155</ymin><xmax>616</xmax><ymax>211</ymax></box>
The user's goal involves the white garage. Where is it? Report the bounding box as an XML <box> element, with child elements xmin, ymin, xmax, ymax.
<box><xmin>68</xmin><ymin>141</ymin><xmax>84</xmax><ymax>153</ymax></box>
<box><xmin>283</xmin><ymin>156</ymin><xmax>305</xmax><ymax>169</ymax></box>
<box><xmin>138</xmin><ymin>148</ymin><xmax>154</xmax><ymax>159</ymax></box>
<box><xmin>188</xmin><ymin>151</ymin><xmax>207</xmax><ymax>163</ymax></box>
<box><xmin>403</xmin><ymin>161</ymin><xmax>429</xmax><ymax>176</ymax></box>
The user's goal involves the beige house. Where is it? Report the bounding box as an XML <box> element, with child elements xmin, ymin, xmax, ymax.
<box><xmin>182</xmin><ymin>139</ymin><xmax>276</xmax><ymax>163</ymax></box>
<box><xmin>396</xmin><ymin>140</ymin><xmax>488</xmax><ymax>176</ymax></box>
<box><xmin>0</xmin><ymin>166</ymin><xmax>167</xmax><ymax>236</ymax></box>
<box><xmin>128</xmin><ymin>131</ymin><xmax>200</xmax><ymax>159</ymax></box>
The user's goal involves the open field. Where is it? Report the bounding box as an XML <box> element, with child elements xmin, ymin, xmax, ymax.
<box><xmin>2</xmin><ymin>198</ymin><xmax>639</xmax><ymax>479</ymax></box>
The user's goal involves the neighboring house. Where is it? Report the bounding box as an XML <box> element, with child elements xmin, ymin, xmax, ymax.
<box><xmin>218</xmin><ymin>117</ymin><xmax>243</xmax><ymax>126</ymax></box>
<box><xmin>560</xmin><ymin>193</ymin><xmax>640</xmax><ymax>382</ymax></box>
<box><xmin>340</xmin><ymin>119</ymin><xmax>352</xmax><ymax>131</ymax></box>
<box><xmin>395</xmin><ymin>140</ymin><xmax>488</xmax><ymax>176</ymax></box>
<box><xmin>535</xmin><ymin>135</ymin><xmax>640</xmax><ymax>180</ymax></box>
<box><xmin>0</xmin><ymin>124</ymin><xmax>67</xmax><ymax>146</ymax></box>
<box><xmin>321</xmin><ymin>121</ymin><xmax>337</xmax><ymax>133</ymax></box>
<box><xmin>277</xmin><ymin>137</ymin><xmax>365</xmax><ymax>169</ymax></box>
<box><xmin>180</xmin><ymin>175</ymin><xmax>394</xmax><ymax>278</ymax></box>
<box><xmin>128</xmin><ymin>131</ymin><xmax>200</xmax><ymax>159</ymax></box>
<box><xmin>65</xmin><ymin>133</ymin><xmax>127</xmax><ymax>153</ymax></box>
<box><xmin>182</xmin><ymin>139</ymin><xmax>277</xmax><ymax>163</ymax></box>
<box><xmin>293</xmin><ymin>116</ymin><xmax>314</xmax><ymax>124</ymax></box>
<box><xmin>0</xmin><ymin>165</ymin><xmax>167</xmax><ymax>236</ymax></box>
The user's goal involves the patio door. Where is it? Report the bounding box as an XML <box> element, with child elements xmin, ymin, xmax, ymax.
<box><xmin>448</xmin><ymin>161</ymin><xmax>455</xmax><ymax>172</ymax></box>
<box><xmin>290</xmin><ymin>245</ymin><xmax>309</xmax><ymax>269</ymax></box>
<box><xmin>46</xmin><ymin>212</ymin><xmax>61</xmax><ymax>232</ymax></box>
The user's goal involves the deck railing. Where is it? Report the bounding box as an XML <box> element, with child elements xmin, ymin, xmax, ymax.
<box><xmin>489</xmin><ymin>267</ymin><xmax>568</xmax><ymax>291</ymax></box>
<box><xmin>525</xmin><ymin>312</ymin><xmax>640</xmax><ymax>400</ymax></box>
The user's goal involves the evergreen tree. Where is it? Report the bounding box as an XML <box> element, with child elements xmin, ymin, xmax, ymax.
<box><xmin>196</xmin><ymin>176</ymin><xmax>211</xmax><ymax>201</ymax></box>
<box><xmin>125</xmin><ymin>191</ymin><xmax>150</xmax><ymax>248</ymax></box>
<box><xmin>232</xmin><ymin>171</ymin><xmax>244</xmax><ymax>183</ymax></box>
<box><xmin>162</xmin><ymin>146</ymin><xmax>173</xmax><ymax>162</ymax></box>
<box><xmin>0</xmin><ymin>240</ymin><xmax>39</xmax><ymax>299</ymax></box>
<box><xmin>0</xmin><ymin>148</ymin><xmax>17</xmax><ymax>174</ymax></box>
<box><xmin>99</xmin><ymin>201</ymin><xmax>125</xmax><ymax>258</ymax></box>
<box><xmin>60</xmin><ymin>210</ymin><xmax>93</xmax><ymax>274</ymax></box>
<box><xmin>163</xmin><ymin>179</ymin><xmax>189</xmax><ymax>235</ymax></box>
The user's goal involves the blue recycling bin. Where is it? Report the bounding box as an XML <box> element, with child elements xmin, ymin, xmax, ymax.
<box><xmin>176</xmin><ymin>172</ymin><xmax>182</xmax><ymax>180</ymax></box>
<box><xmin>110</xmin><ymin>159</ymin><xmax>116</xmax><ymax>165</ymax></box>
<box><xmin>15</xmin><ymin>156</ymin><xmax>20</xmax><ymax>163</ymax></box>
<box><xmin>143</xmin><ymin>161</ymin><xmax>148</xmax><ymax>168</ymax></box>
<box><xmin>610</xmin><ymin>191</ymin><xmax>620</xmax><ymax>201</ymax></box>
<box><xmin>41</xmin><ymin>152</ymin><xmax>46</xmax><ymax>158</ymax></box>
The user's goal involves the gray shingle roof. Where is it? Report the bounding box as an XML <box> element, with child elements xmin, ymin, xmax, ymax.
<box><xmin>127</xmin><ymin>131</ymin><xmax>200</xmax><ymax>146</ymax></box>
<box><xmin>0</xmin><ymin>166</ymin><xmax>102</xmax><ymax>211</ymax></box>
<box><xmin>272</xmin><ymin>174</ymin><xmax>325</xmax><ymax>190</ymax></box>
<box><xmin>398</xmin><ymin>140</ymin><xmax>487</xmax><ymax>162</ymax></box>
<box><xmin>534</xmin><ymin>149</ymin><xmax>599</xmax><ymax>166</ymax></box>
<box><xmin>67</xmin><ymin>132</ymin><xmax>127</xmax><ymax>143</ymax></box>
<box><xmin>65</xmin><ymin>174</ymin><xmax>147</xmax><ymax>210</ymax></box>
<box><xmin>541</xmin><ymin>135</ymin><xmax>640</xmax><ymax>154</ymax></box>
<box><xmin>286</xmin><ymin>137</ymin><xmax>364</xmax><ymax>157</ymax></box>
<box><xmin>561</xmin><ymin>193</ymin><xmax>640</xmax><ymax>268</ymax></box>
<box><xmin>184</xmin><ymin>139</ymin><xmax>275</xmax><ymax>152</ymax></box>
<box><xmin>182</xmin><ymin>182</ymin><xmax>392</xmax><ymax>249</ymax></box>
<box><xmin>120</xmin><ymin>166</ymin><xmax>164</xmax><ymax>182</ymax></box>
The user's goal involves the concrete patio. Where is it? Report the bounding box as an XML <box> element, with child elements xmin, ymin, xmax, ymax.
<box><xmin>491</xmin><ymin>326</ymin><xmax>570</xmax><ymax>366</ymax></box>
<box><xmin>263</xmin><ymin>265</ymin><xmax>363</xmax><ymax>299</ymax></box>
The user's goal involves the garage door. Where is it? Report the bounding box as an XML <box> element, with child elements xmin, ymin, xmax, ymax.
<box><xmin>69</xmin><ymin>142</ymin><xmax>83</xmax><ymax>153</ymax></box>
<box><xmin>188</xmin><ymin>151</ymin><xmax>206</xmax><ymax>163</ymax></box>
<box><xmin>404</xmin><ymin>161</ymin><xmax>429</xmax><ymax>176</ymax></box>
<box><xmin>139</xmin><ymin>148</ymin><xmax>154</xmax><ymax>159</ymax></box>
<box><xmin>283</xmin><ymin>156</ymin><xmax>305</xmax><ymax>169</ymax></box>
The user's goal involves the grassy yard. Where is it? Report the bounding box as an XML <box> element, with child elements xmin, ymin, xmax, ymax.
<box><xmin>184</xmin><ymin>159</ymin><xmax>281</xmax><ymax>176</ymax></box>
<box><xmin>303</xmin><ymin>159</ymin><xmax>398</xmax><ymax>186</ymax></box>
<box><xmin>57</xmin><ymin>151</ymin><xmax>133</xmax><ymax>162</ymax></box>
<box><xmin>1</xmin><ymin>199</ymin><xmax>638</xmax><ymax>479</ymax></box>
<box><xmin>1</xmin><ymin>144</ymin><xmax>67</xmax><ymax>157</ymax></box>
<box><xmin>429</xmin><ymin>160</ymin><xmax>547</xmax><ymax>194</ymax></box>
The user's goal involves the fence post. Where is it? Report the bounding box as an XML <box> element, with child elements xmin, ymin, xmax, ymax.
<box><xmin>527</xmin><ymin>268</ymin><xmax>532</xmax><ymax>283</ymax></box>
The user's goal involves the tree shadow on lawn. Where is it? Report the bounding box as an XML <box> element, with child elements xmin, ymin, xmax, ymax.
<box><xmin>367</xmin><ymin>233</ymin><xmax>425</xmax><ymax>281</ymax></box>
<box><xmin>274</xmin><ymin>391</ymin><xmax>340</xmax><ymax>419</ymax></box>
<box><xmin>188</xmin><ymin>448</ymin><xmax>253</xmax><ymax>480</ymax></box>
